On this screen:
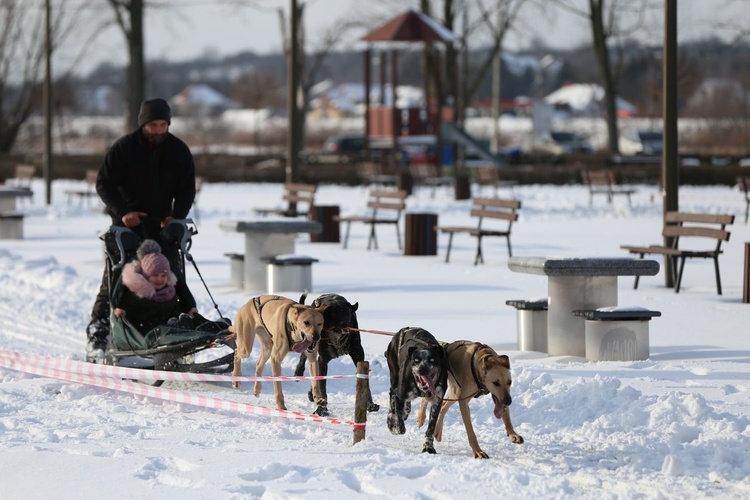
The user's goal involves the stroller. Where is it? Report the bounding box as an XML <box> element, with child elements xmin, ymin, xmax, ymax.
<box><xmin>101</xmin><ymin>219</ymin><xmax>235</xmax><ymax>383</ymax></box>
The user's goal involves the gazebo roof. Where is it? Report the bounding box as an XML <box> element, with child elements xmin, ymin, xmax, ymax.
<box><xmin>361</xmin><ymin>9</ymin><xmax>458</xmax><ymax>44</ymax></box>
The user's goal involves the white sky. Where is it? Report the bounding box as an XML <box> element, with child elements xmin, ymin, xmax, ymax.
<box><xmin>54</xmin><ymin>0</ymin><xmax>749</xmax><ymax>77</ymax></box>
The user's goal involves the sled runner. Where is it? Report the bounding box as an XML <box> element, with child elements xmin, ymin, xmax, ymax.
<box><xmin>101</xmin><ymin>219</ymin><xmax>235</xmax><ymax>384</ymax></box>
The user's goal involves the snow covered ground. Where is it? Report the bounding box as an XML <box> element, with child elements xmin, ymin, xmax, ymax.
<box><xmin>1</xmin><ymin>178</ymin><xmax>750</xmax><ymax>499</ymax></box>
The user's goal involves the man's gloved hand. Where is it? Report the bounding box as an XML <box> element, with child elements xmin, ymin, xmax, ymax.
<box><xmin>122</xmin><ymin>211</ymin><xmax>148</xmax><ymax>228</ymax></box>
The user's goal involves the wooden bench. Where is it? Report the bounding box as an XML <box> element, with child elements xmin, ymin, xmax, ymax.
<box><xmin>357</xmin><ymin>161</ymin><xmax>396</xmax><ymax>186</ymax></box>
<box><xmin>581</xmin><ymin>169</ymin><xmax>636</xmax><ymax>207</ymax></box>
<box><xmin>64</xmin><ymin>169</ymin><xmax>99</xmax><ymax>206</ymax></box>
<box><xmin>737</xmin><ymin>175</ymin><xmax>750</xmax><ymax>224</ymax></box>
<box><xmin>334</xmin><ymin>189</ymin><xmax>408</xmax><ymax>250</ymax></box>
<box><xmin>6</xmin><ymin>164</ymin><xmax>35</xmax><ymax>189</ymax></box>
<box><xmin>409</xmin><ymin>163</ymin><xmax>452</xmax><ymax>198</ymax></box>
<box><xmin>254</xmin><ymin>182</ymin><xmax>317</xmax><ymax>218</ymax></box>
<box><xmin>5</xmin><ymin>164</ymin><xmax>35</xmax><ymax>205</ymax></box>
<box><xmin>438</xmin><ymin>196</ymin><xmax>521</xmax><ymax>265</ymax></box>
<box><xmin>620</xmin><ymin>211</ymin><xmax>735</xmax><ymax>295</ymax></box>
<box><xmin>472</xmin><ymin>165</ymin><xmax>517</xmax><ymax>196</ymax></box>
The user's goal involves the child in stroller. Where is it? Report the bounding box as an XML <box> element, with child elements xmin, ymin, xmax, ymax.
<box><xmin>102</xmin><ymin>220</ymin><xmax>234</xmax><ymax>377</ymax></box>
<box><xmin>114</xmin><ymin>239</ymin><xmax>198</xmax><ymax>333</ymax></box>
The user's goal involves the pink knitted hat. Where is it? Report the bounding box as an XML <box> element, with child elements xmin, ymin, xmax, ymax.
<box><xmin>140</xmin><ymin>252</ymin><xmax>171</xmax><ymax>278</ymax></box>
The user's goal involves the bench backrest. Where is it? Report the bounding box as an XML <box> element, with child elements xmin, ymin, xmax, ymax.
<box><xmin>473</xmin><ymin>166</ymin><xmax>500</xmax><ymax>185</ymax></box>
<box><xmin>281</xmin><ymin>182</ymin><xmax>316</xmax><ymax>206</ymax></box>
<box><xmin>582</xmin><ymin>169</ymin><xmax>616</xmax><ymax>188</ymax></box>
<box><xmin>662</xmin><ymin>211</ymin><xmax>734</xmax><ymax>251</ymax></box>
<box><xmin>409</xmin><ymin>163</ymin><xmax>441</xmax><ymax>180</ymax></box>
<box><xmin>11</xmin><ymin>164</ymin><xmax>35</xmax><ymax>188</ymax></box>
<box><xmin>366</xmin><ymin>189</ymin><xmax>408</xmax><ymax>217</ymax></box>
<box><xmin>470</xmin><ymin>197</ymin><xmax>521</xmax><ymax>229</ymax></box>
<box><xmin>84</xmin><ymin>169</ymin><xmax>98</xmax><ymax>186</ymax></box>
<box><xmin>358</xmin><ymin>161</ymin><xmax>384</xmax><ymax>177</ymax></box>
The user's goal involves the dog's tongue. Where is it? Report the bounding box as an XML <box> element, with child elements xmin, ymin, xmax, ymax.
<box><xmin>494</xmin><ymin>401</ymin><xmax>506</xmax><ymax>419</ymax></box>
<box><xmin>292</xmin><ymin>338</ymin><xmax>312</xmax><ymax>353</ymax></box>
<box><xmin>419</xmin><ymin>375</ymin><xmax>438</xmax><ymax>397</ymax></box>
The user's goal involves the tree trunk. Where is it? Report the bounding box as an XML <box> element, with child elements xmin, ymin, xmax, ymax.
<box><xmin>125</xmin><ymin>0</ymin><xmax>145</xmax><ymax>132</ymax></box>
<box><xmin>589</xmin><ymin>0</ymin><xmax>619</xmax><ymax>154</ymax></box>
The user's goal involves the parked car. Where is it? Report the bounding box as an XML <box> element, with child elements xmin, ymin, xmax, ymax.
<box><xmin>523</xmin><ymin>131</ymin><xmax>594</xmax><ymax>156</ymax></box>
<box><xmin>320</xmin><ymin>134</ymin><xmax>366</xmax><ymax>162</ymax></box>
<box><xmin>619</xmin><ymin>129</ymin><xmax>663</xmax><ymax>155</ymax></box>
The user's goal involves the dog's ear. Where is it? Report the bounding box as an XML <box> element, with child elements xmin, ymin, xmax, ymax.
<box><xmin>351</xmin><ymin>302</ymin><xmax>359</xmax><ymax>312</ymax></box>
<box><xmin>499</xmin><ymin>354</ymin><xmax>511</xmax><ymax>369</ymax></box>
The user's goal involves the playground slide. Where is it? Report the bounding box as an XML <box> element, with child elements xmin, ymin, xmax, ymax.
<box><xmin>441</xmin><ymin>122</ymin><xmax>504</xmax><ymax>167</ymax></box>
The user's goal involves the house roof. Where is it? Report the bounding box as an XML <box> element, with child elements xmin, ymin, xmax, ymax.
<box><xmin>361</xmin><ymin>9</ymin><xmax>458</xmax><ymax>43</ymax></box>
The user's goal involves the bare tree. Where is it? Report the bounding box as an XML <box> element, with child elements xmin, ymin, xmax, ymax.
<box><xmin>277</xmin><ymin>1</ymin><xmax>360</xmax><ymax>153</ymax></box>
<box><xmin>105</xmin><ymin>0</ymin><xmax>144</xmax><ymax>132</ymax></box>
<box><xmin>0</xmin><ymin>1</ymin><xmax>88</xmax><ymax>153</ymax></box>
<box><xmin>550</xmin><ymin>0</ymin><xmax>657</xmax><ymax>153</ymax></box>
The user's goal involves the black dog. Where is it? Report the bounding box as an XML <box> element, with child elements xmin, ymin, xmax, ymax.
<box><xmin>384</xmin><ymin>326</ymin><xmax>448</xmax><ymax>454</ymax></box>
<box><xmin>295</xmin><ymin>292</ymin><xmax>380</xmax><ymax>416</ymax></box>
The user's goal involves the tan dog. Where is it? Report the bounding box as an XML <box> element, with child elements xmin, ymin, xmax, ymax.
<box><xmin>231</xmin><ymin>295</ymin><xmax>325</xmax><ymax>413</ymax></box>
<box><xmin>417</xmin><ymin>341</ymin><xmax>524</xmax><ymax>458</ymax></box>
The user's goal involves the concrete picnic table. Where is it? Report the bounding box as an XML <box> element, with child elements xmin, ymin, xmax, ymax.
<box><xmin>0</xmin><ymin>186</ymin><xmax>33</xmax><ymax>212</ymax></box>
<box><xmin>219</xmin><ymin>219</ymin><xmax>322</xmax><ymax>292</ymax></box>
<box><xmin>508</xmin><ymin>256</ymin><xmax>660</xmax><ymax>357</ymax></box>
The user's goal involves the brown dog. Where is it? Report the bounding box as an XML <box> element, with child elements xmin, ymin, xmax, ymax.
<box><xmin>417</xmin><ymin>341</ymin><xmax>524</xmax><ymax>458</ymax></box>
<box><xmin>231</xmin><ymin>295</ymin><xmax>325</xmax><ymax>413</ymax></box>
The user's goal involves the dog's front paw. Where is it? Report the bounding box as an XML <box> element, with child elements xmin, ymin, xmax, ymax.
<box><xmin>473</xmin><ymin>449</ymin><xmax>490</xmax><ymax>459</ymax></box>
<box><xmin>387</xmin><ymin>411</ymin><xmax>406</xmax><ymax>435</ymax></box>
<box><xmin>313</xmin><ymin>403</ymin><xmax>329</xmax><ymax>417</ymax></box>
<box><xmin>367</xmin><ymin>401</ymin><xmax>380</xmax><ymax>412</ymax></box>
<box><xmin>232</xmin><ymin>381</ymin><xmax>241</xmax><ymax>389</ymax></box>
<box><xmin>422</xmin><ymin>443</ymin><xmax>437</xmax><ymax>454</ymax></box>
<box><xmin>253</xmin><ymin>382</ymin><xmax>262</xmax><ymax>397</ymax></box>
<box><xmin>509</xmin><ymin>433</ymin><xmax>524</xmax><ymax>444</ymax></box>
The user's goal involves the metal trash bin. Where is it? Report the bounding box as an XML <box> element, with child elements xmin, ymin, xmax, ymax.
<box><xmin>265</xmin><ymin>255</ymin><xmax>319</xmax><ymax>294</ymax></box>
<box><xmin>506</xmin><ymin>299</ymin><xmax>548</xmax><ymax>352</ymax></box>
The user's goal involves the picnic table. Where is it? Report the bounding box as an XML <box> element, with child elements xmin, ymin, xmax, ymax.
<box><xmin>0</xmin><ymin>186</ymin><xmax>33</xmax><ymax>212</ymax></box>
<box><xmin>0</xmin><ymin>187</ymin><xmax>33</xmax><ymax>239</ymax></box>
<box><xmin>508</xmin><ymin>256</ymin><xmax>659</xmax><ymax>357</ymax></box>
<box><xmin>219</xmin><ymin>219</ymin><xmax>322</xmax><ymax>292</ymax></box>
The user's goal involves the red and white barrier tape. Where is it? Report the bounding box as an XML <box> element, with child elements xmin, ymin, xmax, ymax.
<box><xmin>0</xmin><ymin>350</ymin><xmax>365</xmax><ymax>383</ymax></box>
<box><xmin>0</xmin><ymin>356</ymin><xmax>364</xmax><ymax>429</ymax></box>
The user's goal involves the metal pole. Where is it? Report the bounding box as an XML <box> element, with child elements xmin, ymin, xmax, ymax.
<box><xmin>43</xmin><ymin>0</ymin><xmax>53</xmax><ymax>205</ymax></box>
<box><xmin>286</xmin><ymin>0</ymin><xmax>300</xmax><ymax>185</ymax></box>
<box><xmin>662</xmin><ymin>0</ymin><xmax>678</xmax><ymax>287</ymax></box>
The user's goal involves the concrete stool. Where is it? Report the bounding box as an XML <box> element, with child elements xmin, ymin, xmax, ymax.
<box><xmin>0</xmin><ymin>213</ymin><xmax>24</xmax><ymax>239</ymax></box>
<box><xmin>572</xmin><ymin>307</ymin><xmax>661</xmax><ymax>361</ymax></box>
<box><xmin>224</xmin><ymin>253</ymin><xmax>244</xmax><ymax>288</ymax></box>
<box><xmin>506</xmin><ymin>298</ymin><xmax>548</xmax><ymax>352</ymax></box>
<box><xmin>266</xmin><ymin>255</ymin><xmax>319</xmax><ymax>294</ymax></box>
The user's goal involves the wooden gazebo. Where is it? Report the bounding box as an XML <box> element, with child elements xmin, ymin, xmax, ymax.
<box><xmin>360</xmin><ymin>9</ymin><xmax>459</xmax><ymax>167</ymax></box>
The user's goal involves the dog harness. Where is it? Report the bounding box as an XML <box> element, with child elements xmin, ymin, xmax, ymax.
<box><xmin>445</xmin><ymin>341</ymin><xmax>489</xmax><ymax>398</ymax></box>
<box><xmin>252</xmin><ymin>295</ymin><xmax>296</xmax><ymax>348</ymax></box>
<box><xmin>470</xmin><ymin>343</ymin><xmax>490</xmax><ymax>397</ymax></box>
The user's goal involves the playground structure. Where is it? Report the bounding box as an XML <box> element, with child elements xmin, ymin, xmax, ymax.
<box><xmin>360</xmin><ymin>9</ymin><xmax>501</xmax><ymax>172</ymax></box>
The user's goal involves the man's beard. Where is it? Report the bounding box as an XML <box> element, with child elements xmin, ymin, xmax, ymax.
<box><xmin>144</xmin><ymin>130</ymin><xmax>167</xmax><ymax>145</ymax></box>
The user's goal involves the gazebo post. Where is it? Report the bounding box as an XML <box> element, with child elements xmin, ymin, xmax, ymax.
<box><xmin>391</xmin><ymin>48</ymin><xmax>399</xmax><ymax>170</ymax></box>
<box><xmin>363</xmin><ymin>47</ymin><xmax>371</xmax><ymax>160</ymax></box>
